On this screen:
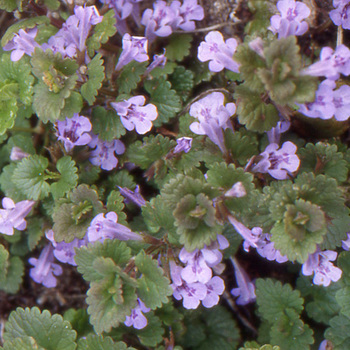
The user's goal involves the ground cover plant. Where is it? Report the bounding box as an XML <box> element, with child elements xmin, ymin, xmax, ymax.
<box><xmin>1</xmin><ymin>0</ymin><xmax>350</xmax><ymax>349</ymax></box>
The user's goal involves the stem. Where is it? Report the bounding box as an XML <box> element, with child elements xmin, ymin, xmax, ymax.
<box><xmin>173</xmin><ymin>21</ymin><xmax>242</xmax><ymax>34</ymax></box>
<box><xmin>337</xmin><ymin>25</ymin><xmax>343</xmax><ymax>47</ymax></box>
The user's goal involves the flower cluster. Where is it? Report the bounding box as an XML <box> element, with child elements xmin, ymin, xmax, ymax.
<box><xmin>170</xmin><ymin>235</ymin><xmax>228</xmax><ymax>309</ymax></box>
<box><xmin>269</xmin><ymin>0</ymin><xmax>311</xmax><ymax>38</ymax></box>
<box><xmin>141</xmin><ymin>0</ymin><xmax>204</xmax><ymax>42</ymax></box>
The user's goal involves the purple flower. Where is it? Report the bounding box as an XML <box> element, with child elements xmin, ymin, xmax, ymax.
<box><xmin>101</xmin><ymin>0</ymin><xmax>142</xmax><ymax>34</ymax></box>
<box><xmin>269</xmin><ymin>0</ymin><xmax>310</xmax><ymax>38</ymax></box>
<box><xmin>179</xmin><ymin>248</ymin><xmax>213</xmax><ymax>284</ymax></box>
<box><xmin>252</xmin><ymin>141</ymin><xmax>300</xmax><ymax>180</ymax></box>
<box><xmin>256</xmin><ymin>234</ymin><xmax>288</xmax><ymax>263</ymax></box>
<box><xmin>202</xmin><ymin>276</ymin><xmax>225</xmax><ymax>308</ymax></box>
<box><xmin>115</xmin><ymin>34</ymin><xmax>148</xmax><ymax>71</ymax></box>
<box><xmin>28</xmin><ymin>244</ymin><xmax>63</xmax><ymax>288</ymax></box>
<box><xmin>55</xmin><ymin>114</ymin><xmax>92</xmax><ymax>153</ymax></box>
<box><xmin>330</xmin><ymin>0</ymin><xmax>350</xmax><ymax>29</ymax></box>
<box><xmin>118</xmin><ymin>186</ymin><xmax>146</xmax><ymax>207</ymax></box>
<box><xmin>302</xmin><ymin>249</ymin><xmax>342</xmax><ymax>286</ymax></box>
<box><xmin>297</xmin><ymin>79</ymin><xmax>336</xmax><ymax>119</ymax></box>
<box><xmin>170</xmin><ymin>261</ymin><xmax>207</xmax><ymax>309</ymax></box>
<box><xmin>43</xmin><ymin>6</ymin><xmax>102</xmax><ymax>59</ymax></box>
<box><xmin>3</xmin><ymin>28</ymin><xmax>40</xmax><ymax>61</ymax></box>
<box><xmin>189</xmin><ymin>92</ymin><xmax>236</xmax><ymax>153</ymax></box>
<box><xmin>230</xmin><ymin>258</ymin><xmax>256</xmax><ymax>305</ymax></box>
<box><xmin>46</xmin><ymin>229</ymin><xmax>87</xmax><ymax>266</ymax></box>
<box><xmin>145</xmin><ymin>51</ymin><xmax>167</xmax><ymax>75</ymax></box>
<box><xmin>302</xmin><ymin>45</ymin><xmax>350</xmax><ymax>80</ymax></box>
<box><xmin>227</xmin><ymin>215</ymin><xmax>261</xmax><ymax>252</ymax></box>
<box><xmin>141</xmin><ymin>1</ymin><xmax>177</xmax><ymax>42</ymax></box>
<box><xmin>298</xmin><ymin>79</ymin><xmax>350</xmax><ymax>121</ymax></box>
<box><xmin>88</xmin><ymin>135</ymin><xmax>125</xmax><ymax>171</ymax></box>
<box><xmin>319</xmin><ymin>340</ymin><xmax>331</xmax><ymax>350</ymax></box>
<box><xmin>0</xmin><ymin>198</ymin><xmax>35</xmax><ymax>236</ymax></box>
<box><xmin>111</xmin><ymin>96</ymin><xmax>158</xmax><ymax>134</ymax></box>
<box><xmin>10</xmin><ymin>147</ymin><xmax>30</xmax><ymax>161</ymax></box>
<box><xmin>175</xmin><ymin>0</ymin><xmax>204</xmax><ymax>31</ymax></box>
<box><xmin>124</xmin><ymin>298</ymin><xmax>151</xmax><ymax>329</ymax></box>
<box><xmin>197</xmin><ymin>31</ymin><xmax>240</xmax><ymax>73</ymax></box>
<box><xmin>173</xmin><ymin>137</ymin><xmax>193</xmax><ymax>154</ymax></box>
<box><xmin>87</xmin><ymin>211</ymin><xmax>142</xmax><ymax>242</ymax></box>
<box><xmin>267</xmin><ymin>120</ymin><xmax>291</xmax><ymax>145</ymax></box>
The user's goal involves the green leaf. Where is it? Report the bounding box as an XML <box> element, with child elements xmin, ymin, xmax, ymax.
<box><xmin>127</xmin><ymin>134</ymin><xmax>176</xmax><ymax>169</ymax></box>
<box><xmin>12</xmin><ymin>155</ymin><xmax>50</xmax><ymax>200</ymax></box>
<box><xmin>297</xmin><ymin>275</ymin><xmax>341</xmax><ymax>325</ymax></box>
<box><xmin>244</xmin><ymin>0</ymin><xmax>272</xmax><ymax>35</ymax></box>
<box><xmin>31</xmin><ymin>48</ymin><xmax>79</xmax><ymax>123</ymax></box>
<box><xmin>1</xmin><ymin>336</ymin><xmax>45</xmax><ymax>350</ymax></box>
<box><xmin>4</xmin><ymin>307</ymin><xmax>77</xmax><ymax>350</ymax></box>
<box><xmin>224</xmin><ymin>128</ymin><xmax>259</xmax><ymax>165</ymax></box>
<box><xmin>87</xmin><ymin>10</ymin><xmax>117</xmax><ymax>57</ymax></box>
<box><xmin>91</xmin><ymin>106</ymin><xmax>126</xmax><ymax>141</ymax></box>
<box><xmin>144</xmin><ymin>78</ymin><xmax>182</xmax><ymax>127</ymax></box>
<box><xmin>50</xmin><ymin>156</ymin><xmax>78</xmax><ymax>200</ymax></box>
<box><xmin>52</xmin><ymin>185</ymin><xmax>104</xmax><ymax>242</ymax></box>
<box><xmin>206</xmin><ymin>162</ymin><xmax>255</xmax><ymax>214</ymax></box>
<box><xmin>239</xmin><ymin>343</ymin><xmax>280</xmax><ymax>350</ymax></box>
<box><xmin>0</xmin><ymin>163</ymin><xmax>26</xmax><ymax>202</ymax></box>
<box><xmin>337</xmin><ymin>251</ymin><xmax>350</xmax><ymax>286</ymax></box>
<box><xmin>180</xmin><ymin>306</ymin><xmax>240</xmax><ymax>350</ymax></box>
<box><xmin>135</xmin><ymin>250</ymin><xmax>173</xmax><ymax>309</ymax></box>
<box><xmin>0</xmin><ymin>244</ymin><xmax>9</xmax><ymax>283</ymax></box>
<box><xmin>75</xmin><ymin>240</ymin><xmax>132</xmax><ymax>282</ymax></box>
<box><xmin>87</xmin><ymin>273</ymin><xmax>137</xmax><ymax>333</ymax></box>
<box><xmin>169</xmin><ymin>66</ymin><xmax>194</xmax><ymax>101</ymax></box>
<box><xmin>106</xmin><ymin>190</ymin><xmax>127</xmax><ymax>225</ymax></box>
<box><xmin>299</xmin><ymin>142</ymin><xmax>348</xmax><ymax>183</ymax></box>
<box><xmin>235</xmin><ymin>84</ymin><xmax>279</xmax><ymax>132</ymax></box>
<box><xmin>0</xmin><ymin>0</ymin><xmax>23</xmax><ymax>12</ymax></box>
<box><xmin>0</xmin><ymin>256</ymin><xmax>24</xmax><ymax>293</ymax></box>
<box><xmin>132</xmin><ymin>312</ymin><xmax>164</xmax><ymax>347</ymax></box>
<box><xmin>77</xmin><ymin>334</ymin><xmax>135</xmax><ymax>350</ymax></box>
<box><xmin>256</xmin><ymin>279</ymin><xmax>304</xmax><ymax>323</ymax></box>
<box><xmin>63</xmin><ymin>308</ymin><xmax>92</xmax><ymax>338</ymax></box>
<box><xmin>166</xmin><ymin>34</ymin><xmax>193</xmax><ymax>61</ymax></box>
<box><xmin>81</xmin><ymin>53</ymin><xmax>105</xmax><ymax>105</ymax></box>
<box><xmin>325</xmin><ymin>314</ymin><xmax>350</xmax><ymax>349</ymax></box>
<box><xmin>118</xmin><ymin>61</ymin><xmax>147</xmax><ymax>94</ymax></box>
<box><xmin>269</xmin><ymin>311</ymin><xmax>314</xmax><ymax>350</ymax></box>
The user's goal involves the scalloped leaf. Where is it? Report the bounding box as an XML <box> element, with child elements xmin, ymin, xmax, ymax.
<box><xmin>0</xmin><ymin>244</ymin><xmax>9</xmax><ymax>283</ymax></box>
<box><xmin>75</xmin><ymin>240</ymin><xmax>132</xmax><ymax>282</ymax></box>
<box><xmin>91</xmin><ymin>106</ymin><xmax>126</xmax><ymax>141</ymax></box>
<box><xmin>144</xmin><ymin>78</ymin><xmax>182</xmax><ymax>127</ymax></box>
<box><xmin>0</xmin><ymin>0</ymin><xmax>24</xmax><ymax>12</ymax></box>
<box><xmin>12</xmin><ymin>155</ymin><xmax>50</xmax><ymax>200</ymax></box>
<box><xmin>3</xmin><ymin>307</ymin><xmax>77</xmax><ymax>350</ymax></box>
<box><xmin>127</xmin><ymin>134</ymin><xmax>176</xmax><ymax>169</ymax></box>
<box><xmin>1</xmin><ymin>336</ymin><xmax>45</xmax><ymax>350</ymax></box>
<box><xmin>31</xmin><ymin>48</ymin><xmax>79</xmax><ymax>123</ymax></box>
<box><xmin>52</xmin><ymin>185</ymin><xmax>104</xmax><ymax>242</ymax></box>
<box><xmin>106</xmin><ymin>190</ymin><xmax>127</xmax><ymax>225</ymax></box>
<box><xmin>118</xmin><ymin>61</ymin><xmax>147</xmax><ymax>94</ymax></box>
<box><xmin>80</xmin><ymin>53</ymin><xmax>105</xmax><ymax>105</ymax></box>
<box><xmin>325</xmin><ymin>314</ymin><xmax>350</xmax><ymax>349</ymax></box>
<box><xmin>180</xmin><ymin>306</ymin><xmax>240</xmax><ymax>350</ymax></box>
<box><xmin>165</xmin><ymin>34</ymin><xmax>193</xmax><ymax>62</ymax></box>
<box><xmin>87</xmin><ymin>10</ymin><xmax>117</xmax><ymax>57</ymax></box>
<box><xmin>77</xmin><ymin>334</ymin><xmax>135</xmax><ymax>350</ymax></box>
<box><xmin>50</xmin><ymin>156</ymin><xmax>78</xmax><ymax>200</ymax></box>
<box><xmin>0</xmin><ymin>256</ymin><xmax>24</xmax><ymax>294</ymax></box>
<box><xmin>169</xmin><ymin>65</ymin><xmax>194</xmax><ymax>101</ymax></box>
<box><xmin>256</xmin><ymin>279</ymin><xmax>304</xmax><ymax>324</ymax></box>
<box><xmin>135</xmin><ymin>250</ymin><xmax>173</xmax><ymax>309</ymax></box>
<box><xmin>269</xmin><ymin>310</ymin><xmax>314</xmax><ymax>350</ymax></box>
<box><xmin>299</xmin><ymin>142</ymin><xmax>348</xmax><ymax>183</ymax></box>
<box><xmin>235</xmin><ymin>84</ymin><xmax>279</xmax><ymax>132</ymax></box>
